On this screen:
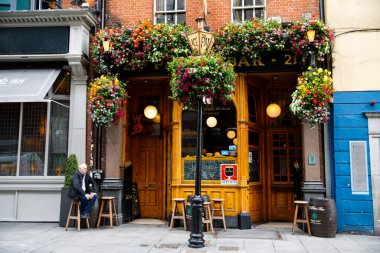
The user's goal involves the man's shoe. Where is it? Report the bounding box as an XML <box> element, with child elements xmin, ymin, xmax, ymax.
<box><xmin>80</xmin><ymin>213</ymin><xmax>89</xmax><ymax>219</ymax></box>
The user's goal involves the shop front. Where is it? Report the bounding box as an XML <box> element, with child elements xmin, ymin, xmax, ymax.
<box><xmin>0</xmin><ymin>10</ymin><xmax>97</xmax><ymax>221</ymax></box>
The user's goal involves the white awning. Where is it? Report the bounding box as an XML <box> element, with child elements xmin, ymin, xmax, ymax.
<box><xmin>0</xmin><ymin>69</ymin><xmax>61</xmax><ymax>102</ymax></box>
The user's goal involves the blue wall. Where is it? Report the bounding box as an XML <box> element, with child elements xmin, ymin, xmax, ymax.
<box><xmin>333</xmin><ymin>91</ymin><xmax>380</xmax><ymax>234</ymax></box>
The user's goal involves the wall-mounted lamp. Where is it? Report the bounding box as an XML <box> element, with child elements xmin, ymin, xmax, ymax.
<box><xmin>307</xmin><ymin>29</ymin><xmax>316</xmax><ymax>43</ymax></box>
<box><xmin>195</xmin><ymin>17</ymin><xmax>205</xmax><ymax>31</ymax></box>
<box><xmin>102</xmin><ymin>39</ymin><xmax>110</xmax><ymax>52</ymax></box>
<box><xmin>227</xmin><ymin>130</ymin><xmax>236</xmax><ymax>139</ymax></box>
<box><xmin>306</xmin><ymin>29</ymin><xmax>316</xmax><ymax>67</ymax></box>
<box><xmin>206</xmin><ymin>116</ymin><xmax>217</xmax><ymax>128</ymax></box>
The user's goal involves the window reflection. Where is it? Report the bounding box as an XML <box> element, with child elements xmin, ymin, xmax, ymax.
<box><xmin>182</xmin><ymin>101</ymin><xmax>237</xmax><ymax>158</ymax></box>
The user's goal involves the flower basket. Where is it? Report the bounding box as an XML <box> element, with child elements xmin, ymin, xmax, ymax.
<box><xmin>167</xmin><ymin>54</ymin><xmax>236</xmax><ymax>108</ymax></box>
<box><xmin>290</xmin><ymin>67</ymin><xmax>334</xmax><ymax>127</ymax></box>
<box><xmin>87</xmin><ymin>75</ymin><xmax>128</xmax><ymax>127</ymax></box>
<box><xmin>288</xmin><ymin>19</ymin><xmax>334</xmax><ymax>61</ymax></box>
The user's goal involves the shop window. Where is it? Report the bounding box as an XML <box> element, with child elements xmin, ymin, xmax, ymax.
<box><xmin>0</xmin><ymin>103</ymin><xmax>20</xmax><ymax>176</ymax></box>
<box><xmin>182</xmin><ymin>101</ymin><xmax>237</xmax><ymax>158</ymax></box>
<box><xmin>249</xmin><ymin>131</ymin><xmax>260</xmax><ymax>182</ymax></box>
<box><xmin>155</xmin><ymin>0</ymin><xmax>186</xmax><ymax>24</ymax></box>
<box><xmin>0</xmin><ymin>0</ymin><xmax>61</xmax><ymax>11</ymax></box>
<box><xmin>232</xmin><ymin>0</ymin><xmax>265</xmax><ymax>23</ymax></box>
<box><xmin>248</xmin><ymin>86</ymin><xmax>260</xmax><ymax>125</ymax></box>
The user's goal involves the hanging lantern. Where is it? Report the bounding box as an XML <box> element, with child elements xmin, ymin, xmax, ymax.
<box><xmin>206</xmin><ymin>116</ymin><xmax>217</xmax><ymax>128</ymax></box>
<box><xmin>227</xmin><ymin>130</ymin><xmax>236</xmax><ymax>139</ymax></box>
<box><xmin>144</xmin><ymin>105</ymin><xmax>158</xmax><ymax>119</ymax></box>
<box><xmin>266</xmin><ymin>103</ymin><xmax>281</xmax><ymax>118</ymax></box>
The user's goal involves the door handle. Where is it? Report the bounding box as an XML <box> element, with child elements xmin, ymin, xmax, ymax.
<box><xmin>145</xmin><ymin>184</ymin><xmax>157</xmax><ymax>189</ymax></box>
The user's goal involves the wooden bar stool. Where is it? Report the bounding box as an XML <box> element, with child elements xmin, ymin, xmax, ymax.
<box><xmin>292</xmin><ymin>200</ymin><xmax>311</xmax><ymax>236</ymax></box>
<box><xmin>212</xmin><ymin>198</ymin><xmax>227</xmax><ymax>231</ymax></box>
<box><xmin>202</xmin><ymin>201</ymin><xmax>214</xmax><ymax>234</ymax></box>
<box><xmin>169</xmin><ymin>198</ymin><xmax>187</xmax><ymax>231</ymax></box>
<box><xmin>97</xmin><ymin>196</ymin><xmax>118</xmax><ymax>228</ymax></box>
<box><xmin>65</xmin><ymin>200</ymin><xmax>89</xmax><ymax>232</ymax></box>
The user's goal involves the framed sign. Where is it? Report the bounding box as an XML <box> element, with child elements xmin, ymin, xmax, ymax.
<box><xmin>220</xmin><ymin>164</ymin><xmax>238</xmax><ymax>185</ymax></box>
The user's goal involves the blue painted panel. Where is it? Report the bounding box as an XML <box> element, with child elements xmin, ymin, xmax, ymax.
<box><xmin>334</xmin><ymin>151</ymin><xmax>350</xmax><ymax>164</ymax></box>
<box><xmin>335</xmin><ymin>187</ymin><xmax>372</xmax><ymax>201</ymax></box>
<box><xmin>334</xmin><ymin>115</ymin><xmax>368</xmax><ymax>128</ymax></box>
<box><xmin>339</xmin><ymin>225</ymin><xmax>374</xmax><ymax>234</ymax></box>
<box><xmin>334</xmin><ymin>128</ymin><xmax>368</xmax><ymax>140</ymax></box>
<box><xmin>343</xmin><ymin>213</ymin><xmax>374</xmax><ymax>226</ymax></box>
<box><xmin>335</xmin><ymin>164</ymin><xmax>351</xmax><ymax>176</ymax></box>
<box><xmin>335</xmin><ymin>175</ymin><xmax>351</xmax><ymax>188</ymax></box>
<box><xmin>334</xmin><ymin>91</ymin><xmax>380</xmax><ymax>104</ymax></box>
<box><xmin>341</xmin><ymin>200</ymin><xmax>374</xmax><ymax>213</ymax></box>
<box><xmin>334</xmin><ymin>104</ymin><xmax>378</xmax><ymax>115</ymax></box>
<box><xmin>334</xmin><ymin>140</ymin><xmax>349</xmax><ymax>152</ymax></box>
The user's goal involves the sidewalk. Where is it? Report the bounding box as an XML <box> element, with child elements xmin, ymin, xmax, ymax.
<box><xmin>0</xmin><ymin>221</ymin><xmax>379</xmax><ymax>253</ymax></box>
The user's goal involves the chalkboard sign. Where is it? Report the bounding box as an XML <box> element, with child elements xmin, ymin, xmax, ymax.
<box><xmin>131</xmin><ymin>183</ymin><xmax>141</xmax><ymax>219</ymax></box>
<box><xmin>184</xmin><ymin>159</ymin><xmax>235</xmax><ymax>180</ymax></box>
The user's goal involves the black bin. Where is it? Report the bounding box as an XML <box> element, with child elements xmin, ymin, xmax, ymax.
<box><xmin>309</xmin><ymin>198</ymin><xmax>337</xmax><ymax>238</ymax></box>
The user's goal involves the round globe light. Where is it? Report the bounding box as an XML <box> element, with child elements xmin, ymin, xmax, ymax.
<box><xmin>144</xmin><ymin>105</ymin><xmax>158</xmax><ymax>119</ymax></box>
<box><xmin>233</xmin><ymin>138</ymin><xmax>238</xmax><ymax>145</ymax></box>
<box><xmin>227</xmin><ymin>130</ymin><xmax>236</xmax><ymax>139</ymax></box>
<box><xmin>266</xmin><ymin>103</ymin><xmax>281</xmax><ymax>118</ymax></box>
<box><xmin>206</xmin><ymin>117</ymin><xmax>217</xmax><ymax>128</ymax></box>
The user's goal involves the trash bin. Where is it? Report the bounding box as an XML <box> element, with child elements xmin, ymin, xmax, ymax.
<box><xmin>309</xmin><ymin>198</ymin><xmax>337</xmax><ymax>238</ymax></box>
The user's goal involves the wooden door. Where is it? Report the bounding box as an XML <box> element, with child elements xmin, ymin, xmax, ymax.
<box><xmin>131</xmin><ymin>136</ymin><xmax>162</xmax><ymax>218</ymax></box>
<box><xmin>268</xmin><ymin>130</ymin><xmax>302</xmax><ymax>221</ymax></box>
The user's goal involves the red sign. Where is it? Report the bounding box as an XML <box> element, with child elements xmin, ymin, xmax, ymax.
<box><xmin>220</xmin><ymin>164</ymin><xmax>238</xmax><ymax>184</ymax></box>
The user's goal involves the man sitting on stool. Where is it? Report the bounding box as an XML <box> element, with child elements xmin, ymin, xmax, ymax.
<box><xmin>68</xmin><ymin>163</ymin><xmax>97</xmax><ymax>218</ymax></box>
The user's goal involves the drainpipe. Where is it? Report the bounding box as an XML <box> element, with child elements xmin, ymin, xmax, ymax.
<box><xmin>101</xmin><ymin>0</ymin><xmax>105</xmax><ymax>29</ymax></box>
<box><xmin>319</xmin><ymin>0</ymin><xmax>325</xmax><ymax>21</ymax></box>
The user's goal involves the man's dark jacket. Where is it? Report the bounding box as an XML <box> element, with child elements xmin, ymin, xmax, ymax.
<box><xmin>68</xmin><ymin>171</ymin><xmax>96</xmax><ymax>200</ymax></box>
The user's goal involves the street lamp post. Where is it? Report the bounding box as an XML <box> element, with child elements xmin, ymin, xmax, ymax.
<box><xmin>186</xmin><ymin>17</ymin><xmax>214</xmax><ymax>249</ymax></box>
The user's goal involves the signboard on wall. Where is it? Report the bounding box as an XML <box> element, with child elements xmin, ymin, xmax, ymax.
<box><xmin>220</xmin><ymin>164</ymin><xmax>238</xmax><ymax>185</ymax></box>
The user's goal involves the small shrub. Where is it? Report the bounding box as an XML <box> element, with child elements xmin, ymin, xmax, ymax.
<box><xmin>64</xmin><ymin>154</ymin><xmax>78</xmax><ymax>187</ymax></box>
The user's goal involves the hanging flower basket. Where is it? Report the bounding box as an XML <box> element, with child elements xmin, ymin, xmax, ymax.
<box><xmin>290</xmin><ymin>67</ymin><xmax>334</xmax><ymax>127</ymax></box>
<box><xmin>288</xmin><ymin>18</ymin><xmax>334</xmax><ymax>61</ymax></box>
<box><xmin>167</xmin><ymin>54</ymin><xmax>236</xmax><ymax>108</ymax></box>
<box><xmin>87</xmin><ymin>75</ymin><xmax>128</xmax><ymax>127</ymax></box>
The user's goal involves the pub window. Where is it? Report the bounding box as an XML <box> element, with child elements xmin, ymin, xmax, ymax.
<box><xmin>232</xmin><ymin>0</ymin><xmax>266</xmax><ymax>23</ymax></box>
<box><xmin>0</xmin><ymin>70</ymin><xmax>70</xmax><ymax>177</ymax></box>
<box><xmin>248</xmin><ymin>86</ymin><xmax>260</xmax><ymax>125</ymax></box>
<box><xmin>0</xmin><ymin>0</ymin><xmax>61</xmax><ymax>11</ymax></box>
<box><xmin>182</xmin><ymin>101</ymin><xmax>237</xmax><ymax>158</ymax></box>
<box><xmin>155</xmin><ymin>0</ymin><xmax>186</xmax><ymax>24</ymax></box>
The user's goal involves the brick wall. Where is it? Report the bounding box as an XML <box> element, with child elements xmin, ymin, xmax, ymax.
<box><xmin>62</xmin><ymin>0</ymin><xmax>320</xmax><ymax>29</ymax></box>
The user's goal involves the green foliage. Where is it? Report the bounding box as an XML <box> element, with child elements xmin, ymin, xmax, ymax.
<box><xmin>64</xmin><ymin>154</ymin><xmax>78</xmax><ymax>187</ymax></box>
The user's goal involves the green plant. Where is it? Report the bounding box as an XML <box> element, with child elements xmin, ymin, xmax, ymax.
<box><xmin>167</xmin><ymin>54</ymin><xmax>236</xmax><ymax>108</ymax></box>
<box><xmin>64</xmin><ymin>154</ymin><xmax>78</xmax><ymax>187</ymax></box>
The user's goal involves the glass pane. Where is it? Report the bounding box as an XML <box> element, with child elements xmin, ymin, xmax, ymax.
<box><xmin>156</xmin><ymin>14</ymin><xmax>166</xmax><ymax>24</ymax></box>
<box><xmin>177</xmin><ymin>13</ymin><xmax>186</xmax><ymax>24</ymax></box>
<box><xmin>20</xmin><ymin>103</ymin><xmax>47</xmax><ymax>176</ymax></box>
<box><xmin>273</xmin><ymin>157</ymin><xmax>279</xmax><ymax>175</ymax></box>
<box><xmin>166</xmin><ymin>0</ymin><xmax>175</xmax><ymax>10</ymax></box>
<box><xmin>48</xmin><ymin>101</ymin><xmax>69</xmax><ymax>176</ymax></box>
<box><xmin>248</xmin><ymin>87</ymin><xmax>259</xmax><ymax>124</ymax></box>
<box><xmin>249</xmin><ymin>131</ymin><xmax>259</xmax><ymax>146</ymax></box>
<box><xmin>52</xmin><ymin>70</ymin><xmax>71</xmax><ymax>95</ymax></box>
<box><xmin>244</xmin><ymin>0</ymin><xmax>253</xmax><ymax>6</ymax></box>
<box><xmin>233</xmin><ymin>10</ymin><xmax>242</xmax><ymax>23</ymax></box>
<box><xmin>0</xmin><ymin>0</ymin><xmax>11</xmax><ymax>10</ymax></box>
<box><xmin>177</xmin><ymin>0</ymin><xmax>185</xmax><ymax>10</ymax></box>
<box><xmin>255</xmin><ymin>8</ymin><xmax>264</xmax><ymax>19</ymax></box>
<box><xmin>249</xmin><ymin>148</ymin><xmax>260</xmax><ymax>182</ymax></box>
<box><xmin>233</xmin><ymin>0</ymin><xmax>242</xmax><ymax>7</ymax></box>
<box><xmin>166</xmin><ymin>13</ymin><xmax>174</xmax><ymax>24</ymax></box>
<box><xmin>16</xmin><ymin>0</ymin><xmax>30</xmax><ymax>10</ymax></box>
<box><xmin>0</xmin><ymin>103</ymin><xmax>20</xmax><ymax>176</ymax></box>
<box><xmin>42</xmin><ymin>0</ymin><xmax>57</xmax><ymax>9</ymax></box>
<box><xmin>255</xmin><ymin>0</ymin><xmax>263</xmax><ymax>5</ymax></box>
<box><xmin>244</xmin><ymin>9</ymin><xmax>253</xmax><ymax>21</ymax></box>
<box><xmin>156</xmin><ymin>0</ymin><xmax>164</xmax><ymax>11</ymax></box>
<box><xmin>280</xmin><ymin>157</ymin><xmax>287</xmax><ymax>175</ymax></box>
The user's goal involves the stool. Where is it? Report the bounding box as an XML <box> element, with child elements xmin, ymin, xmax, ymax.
<box><xmin>202</xmin><ymin>201</ymin><xmax>214</xmax><ymax>234</ymax></box>
<box><xmin>169</xmin><ymin>198</ymin><xmax>186</xmax><ymax>231</ymax></box>
<box><xmin>65</xmin><ymin>200</ymin><xmax>89</xmax><ymax>232</ymax></box>
<box><xmin>292</xmin><ymin>200</ymin><xmax>311</xmax><ymax>236</ymax></box>
<box><xmin>97</xmin><ymin>196</ymin><xmax>118</xmax><ymax>228</ymax></box>
<box><xmin>212</xmin><ymin>198</ymin><xmax>227</xmax><ymax>231</ymax></box>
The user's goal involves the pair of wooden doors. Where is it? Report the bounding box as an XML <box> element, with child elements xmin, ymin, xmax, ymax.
<box><xmin>249</xmin><ymin>129</ymin><xmax>302</xmax><ymax>222</ymax></box>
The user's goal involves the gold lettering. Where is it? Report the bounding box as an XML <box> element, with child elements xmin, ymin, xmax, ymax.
<box><xmin>284</xmin><ymin>54</ymin><xmax>293</xmax><ymax>65</ymax></box>
<box><xmin>227</xmin><ymin>57</ymin><xmax>237</xmax><ymax>66</ymax></box>
<box><xmin>253</xmin><ymin>56</ymin><xmax>265</xmax><ymax>66</ymax></box>
<box><xmin>237</xmin><ymin>56</ymin><xmax>251</xmax><ymax>67</ymax></box>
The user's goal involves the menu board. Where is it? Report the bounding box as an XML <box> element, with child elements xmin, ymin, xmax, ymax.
<box><xmin>183</xmin><ymin>158</ymin><xmax>236</xmax><ymax>180</ymax></box>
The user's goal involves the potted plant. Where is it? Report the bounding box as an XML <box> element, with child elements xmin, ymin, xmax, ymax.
<box><xmin>289</xmin><ymin>67</ymin><xmax>334</xmax><ymax>127</ymax></box>
<box><xmin>167</xmin><ymin>53</ymin><xmax>236</xmax><ymax>108</ymax></box>
<box><xmin>59</xmin><ymin>154</ymin><xmax>78</xmax><ymax>227</ymax></box>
